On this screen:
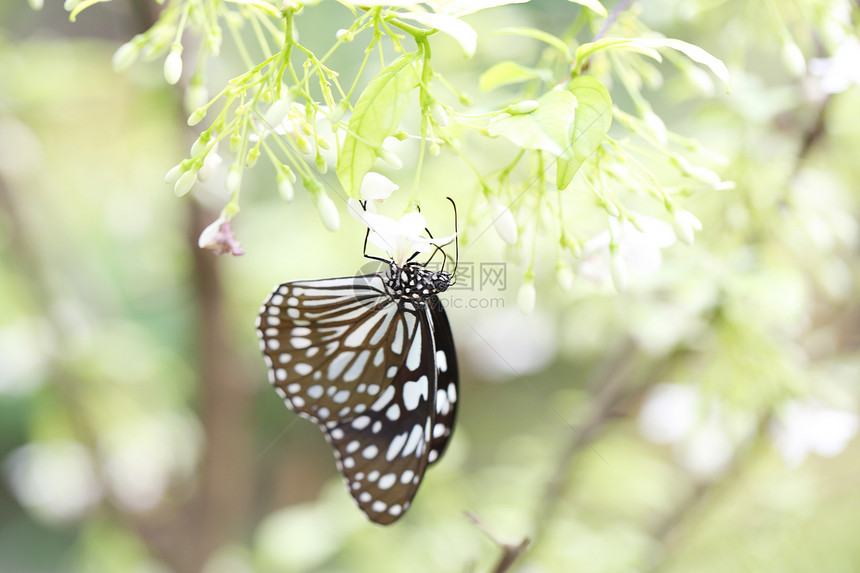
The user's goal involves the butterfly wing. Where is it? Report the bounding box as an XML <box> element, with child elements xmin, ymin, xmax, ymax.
<box><xmin>257</xmin><ymin>274</ymin><xmax>405</xmax><ymax>423</ymax></box>
<box><xmin>323</xmin><ymin>308</ymin><xmax>438</xmax><ymax>524</ymax></box>
<box><xmin>426</xmin><ymin>296</ymin><xmax>458</xmax><ymax>465</ymax></box>
<box><xmin>256</xmin><ymin>274</ymin><xmax>437</xmax><ymax>524</ymax></box>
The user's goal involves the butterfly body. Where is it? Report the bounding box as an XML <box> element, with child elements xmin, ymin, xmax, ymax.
<box><xmin>256</xmin><ymin>261</ymin><xmax>458</xmax><ymax>524</ymax></box>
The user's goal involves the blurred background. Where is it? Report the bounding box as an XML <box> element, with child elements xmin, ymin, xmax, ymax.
<box><xmin>2</xmin><ymin>1</ymin><xmax>860</xmax><ymax>572</ymax></box>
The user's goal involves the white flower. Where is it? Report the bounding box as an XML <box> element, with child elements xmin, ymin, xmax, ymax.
<box><xmin>350</xmin><ymin>206</ymin><xmax>454</xmax><ymax>266</ymax></box>
<box><xmin>360</xmin><ymin>172</ymin><xmax>398</xmax><ymax>202</ymax></box>
<box><xmin>578</xmin><ymin>215</ymin><xmax>676</xmax><ymax>286</ymax></box>
<box><xmin>809</xmin><ymin>36</ymin><xmax>860</xmax><ymax>94</ymax></box>
<box><xmin>770</xmin><ymin>400</ymin><xmax>859</xmax><ymax>467</ymax></box>
<box><xmin>637</xmin><ymin>384</ymin><xmax>754</xmax><ymax>478</ymax></box>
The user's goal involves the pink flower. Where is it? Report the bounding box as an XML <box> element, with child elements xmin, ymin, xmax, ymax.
<box><xmin>198</xmin><ymin>215</ymin><xmax>244</xmax><ymax>256</ymax></box>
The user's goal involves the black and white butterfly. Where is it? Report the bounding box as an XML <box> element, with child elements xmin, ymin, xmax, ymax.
<box><xmin>255</xmin><ymin>204</ymin><xmax>459</xmax><ymax>525</ymax></box>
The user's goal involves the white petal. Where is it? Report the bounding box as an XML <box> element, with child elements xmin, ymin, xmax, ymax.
<box><xmin>360</xmin><ymin>172</ymin><xmax>398</xmax><ymax>201</ymax></box>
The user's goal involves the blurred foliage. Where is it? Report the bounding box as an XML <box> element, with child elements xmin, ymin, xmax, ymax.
<box><xmin>2</xmin><ymin>1</ymin><xmax>860</xmax><ymax>573</ymax></box>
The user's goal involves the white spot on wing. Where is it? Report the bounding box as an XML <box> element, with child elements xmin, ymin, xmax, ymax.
<box><xmin>436</xmin><ymin>350</ymin><xmax>447</xmax><ymax>373</ymax></box>
<box><xmin>378</xmin><ymin>473</ymin><xmax>396</xmax><ymax>490</ymax></box>
<box><xmin>327</xmin><ymin>351</ymin><xmax>355</xmax><ymax>380</ymax></box>
<box><xmin>371</xmin><ymin>385</ymin><xmax>396</xmax><ymax>411</ymax></box>
<box><xmin>402</xmin><ymin>424</ymin><xmax>424</xmax><ymax>457</ymax></box>
<box><xmin>343</xmin><ymin>350</ymin><xmax>370</xmax><ymax>382</ymax></box>
<box><xmin>403</xmin><ymin>375</ymin><xmax>429</xmax><ymax>411</ymax></box>
<box><xmin>386</xmin><ymin>432</ymin><xmax>408</xmax><ymax>461</ymax></box>
<box><xmin>406</xmin><ymin>329</ymin><xmax>422</xmax><ymax>371</ymax></box>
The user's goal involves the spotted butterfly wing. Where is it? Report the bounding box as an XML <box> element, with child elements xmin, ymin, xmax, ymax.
<box><xmin>256</xmin><ymin>265</ymin><xmax>457</xmax><ymax>524</ymax></box>
<box><xmin>425</xmin><ymin>295</ymin><xmax>458</xmax><ymax>465</ymax></box>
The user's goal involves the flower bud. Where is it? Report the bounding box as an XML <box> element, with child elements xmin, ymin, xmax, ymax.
<box><xmin>430</xmin><ymin>103</ymin><xmax>448</xmax><ymax>127</ymax></box>
<box><xmin>517</xmin><ymin>279</ymin><xmax>536</xmax><ymax>316</ymax></box>
<box><xmin>295</xmin><ymin>134</ymin><xmax>311</xmax><ymax>154</ymax></box>
<box><xmin>489</xmin><ymin>196</ymin><xmax>518</xmax><ymax>245</ymax></box>
<box><xmin>246</xmin><ymin>146</ymin><xmax>260</xmax><ymax>168</ymax></box>
<box><xmin>28</xmin><ymin>0</ymin><xmax>44</xmax><ymax>10</ymax></box>
<box><xmin>277</xmin><ymin>171</ymin><xmax>295</xmax><ymax>202</ymax></box>
<box><xmin>174</xmin><ymin>169</ymin><xmax>197</xmax><ymax>197</ymax></box>
<box><xmin>112</xmin><ymin>39</ymin><xmax>140</xmax><ymax>71</ymax></box>
<box><xmin>164</xmin><ymin>48</ymin><xmax>183</xmax><ymax>85</ymax></box>
<box><xmin>197</xmin><ymin>149</ymin><xmax>222</xmax><ymax>182</ymax></box>
<box><xmin>263</xmin><ymin>97</ymin><xmax>292</xmax><ymax>129</ymax></box>
<box><xmin>187</xmin><ymin>107</ymin><xmax>206</xmax><ymax>126</ymax></box>
<box><xmin>190</xmin><ymin>132</ymin><xmax>211</xmax><ymax>156</ymax></box>
<box><xmin>602</xmin><ymin>200</ymin><xmax>620</xmax><ymax>218</ymax></box>
<box><xmin>675</xmin><ymin>155</ymin><xmax>721</xmax><ymax>186</ymax></box>
<box><xmin>316</xmin><ymin>191</ymin><xmax>340</xmax><ymax>232</ymax></box>
<box><xmin>336</xmin><ymin>29</ymin><xmax>354</xmax><ymax>42</ymax></box>
<box><xmin>671</xmin><ymin>209</ymin><xmax>702</xmax><ymax>245</ymax></box>
<box><xmin>164</xmin><ymin>162</ymin><xmax>187</xmax><ymax>184</ymax></box>
<box><xmin>505</xmin><ymin>100</ymin><xmax>539</xmax><ymax>115</ymax></box>
<box><xmin>229</xmin><ymin>131</ymin><xmax>242</xmax><ymax>153</ymax></box>
<box><xmin>226</xmin><ymin>166</ymin><xmax>242</xmax><ymax>194</ymax></box>
<box><xmin>429</xmin><ymin>142</ymin><xmax>441</xmax><ymax>157</ymax></box>
<box><xmin>314</xmin><ymin>153</ymin><xmax>327</xmax><ymax>174</ymax></box>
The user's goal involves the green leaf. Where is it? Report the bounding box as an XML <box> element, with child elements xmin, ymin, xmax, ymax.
<box><xmin>488</xmin><ymin>90</ymin><xmax>578</xmax><ymax>157</ymax></box>
<box><xmin>556</xmin><ymin>75</ymin><xmax>612</xmax><ymax>190</ymax></box>
<box><xmin>567</xmin><ymin>0</ymin><xmax>607</xmax><ymax>17</ymax></box>
<box><xmin>637</xmin><ymin>37</ymin><xmax>730</xmax><ymax>87</ymax></box>
<box><xmin>479</xmin><ymin>61</ymin><xmax>551</xmax><ymax>92</ymax></box>
<box><xmin>492</xmin><ymin>27</ymin><xmax>572</xmax><ymax>61</ymax></box>
<box><xmin>399</xmin><ymin>12</ymin><xmax>477</xmax><ymax>57</ymax></box>
<box><xmin>336</xmin><ymin>51</ymin><xmax>420</xmax><ymax>199</ymax></box>
<box><xmin>573</xmin><ymin>37</ymin><xmax>730</xmax><ymax>88</ymax></box>
<box><xmin>574</xmin><ymin>38</ymin><xmax>662</xmax><ymax>69</ymax></box>
<box><xmin>434</xmin><ymin>0</ymin><xmax>529</xmax><ymax>17</ymax></box>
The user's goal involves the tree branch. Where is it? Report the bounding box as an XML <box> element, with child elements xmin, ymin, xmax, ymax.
<box><xmin>466</xmin><ymin>512</ymin><xmax>531</xmax><ymax>573</ymax></box>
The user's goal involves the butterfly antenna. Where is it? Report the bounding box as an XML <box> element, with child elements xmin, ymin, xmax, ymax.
<box><xmin>447</xmin><ymin>197</ymin><xmax>459</xmax><ymax>278</ymax></box>
<box><xmin>360</xmin><ymin>200</ymin><xmax>389</xmax><ymax>265</ymax></box>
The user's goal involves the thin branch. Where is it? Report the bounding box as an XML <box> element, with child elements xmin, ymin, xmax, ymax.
<box><xmin>592</xmin><ymin>0</ymin><xmax>635</xmax><ymax>42</ymax></box>
<box><xmin>466</xmin><ymin>512</ymin><xmax>531</xmax><ymax>573</ymax></box>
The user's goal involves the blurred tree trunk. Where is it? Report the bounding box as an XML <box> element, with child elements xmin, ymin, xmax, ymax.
<box><xmin>124</xmin><ymin>2</ymin><xmax>255</xmax><ymax>571</ymax></box>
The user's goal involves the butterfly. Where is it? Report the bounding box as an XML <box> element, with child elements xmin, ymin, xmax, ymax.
<box><xmin>255</xmin><ymin>202</ymin><xmax>459</xmax><ymax>525</ymax></box>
